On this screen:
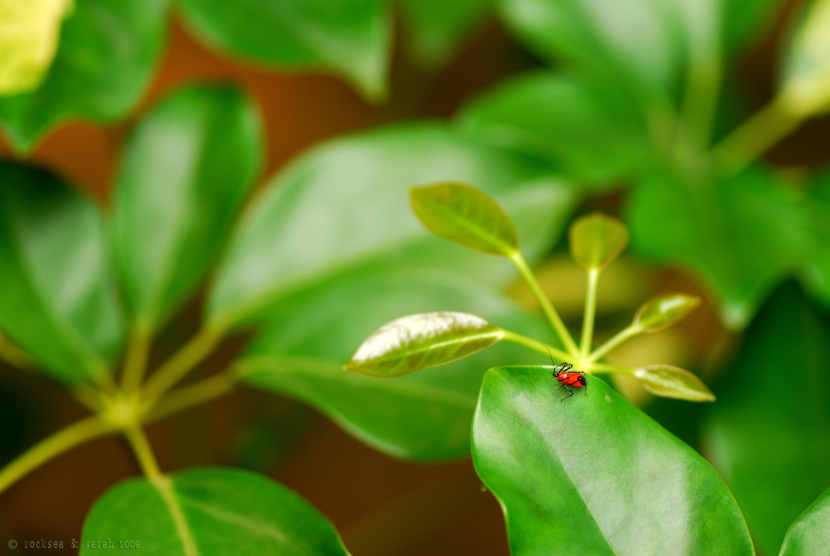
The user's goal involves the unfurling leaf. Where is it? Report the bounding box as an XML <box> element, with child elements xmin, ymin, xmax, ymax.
<box><xmin>344</xmin><ymin>311</ymin><xmax>504</xmax><ymax>377</ymax></box>
<box><xmin>634</xmin><ymin>293</ymin><xmax>701</xmax><ymax>332</ymax></box>
<box><xmin>410</xmin><ymin>182</ymin><xmax>519</xmax><ymax>256</ymax></box>
<box><xmin>634</xmin><ymin>365</ymin><xmax>715</xmax><ymax>402</ymax></box>
<box><xmin>569</xmin><ymin>212</ymin><xmax>629</xmax><ymax>270</ymax></box>
<box><xmin>780</xmin><ymin>0</ymin><xmax>830</xmax><ymax>117</ymax></box>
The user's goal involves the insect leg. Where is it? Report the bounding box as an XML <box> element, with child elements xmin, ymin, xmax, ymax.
<box><xmin>560</xmin><ymin>384</ymin><xmax>574</xmax><ymax>403</ymax></box>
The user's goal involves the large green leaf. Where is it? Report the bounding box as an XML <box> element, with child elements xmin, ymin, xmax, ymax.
<box><xmin>780</xmin><ymin>487</ymin><xmax>830</xmax><ymax>556</ymax></box>
<box><xmin>178</xmin><ymin>0</ymin><xmax>389</xmax><ymax>101</ymax></box>
<box><xmin>626</xmin><ymin>168</ymin><xmax>810</xmax><ymax>329</ymax></box>
<box><xmin>473</xmin><ymin>366</ymin><xmax>753</xmax><ymax>555</ymax></box>
<box><xmin>80</xmin><ymin>467</ymin><xmax>349</xmax><ymax>555</ymax></box>
<box><xmin>0</xmin><ymin>0</ymin><xmax>169</xmax><ymax>151</ymax></box>
<box><xmin>397</xmin><ymin>0</ymin><xmax>491</xmax><ymax>67</ymax></box>
<box><xmin>0</xmin><ymin>163</ymin><xmax>122</xmax><ymax>385</ymax></box>
<box><xmin>207</xmin><ymin>124</ymin><xmax>573</xmax><ymax>330</ymax></box>
<box><xmin>702</xmin><ymin>284</ymin><xmax>830</xmax><ymax>555</ymax></box>
<box><xmin>113</xmin><ymin>84</ymin><xmax>262</xmax><ymax>332</ymax></box>
<box><xmin>458</xmin><ymin>70</ymin><xmax>653</xmax><ymax>183</ymax></box>
<box><xmin>237</xmin><ymin>268</ymin><xmax>551</xmax><ymax>460</ymax></box>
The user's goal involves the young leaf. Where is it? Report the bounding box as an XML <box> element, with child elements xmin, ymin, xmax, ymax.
<box><xmin>473</xmin><ymin>367</ymin><xmax>753</xmax><ymax>555</ymax></box>
<box><xmin>0</xmin><ymin>0</ymin><xmax>169</xmax><ymax>152</ymax></box>
<box><xmin>398</xmin><ymin>0</ymin><xmax>490</xmax><ymax>67</ymax></box>
<box><xmin>0</xmin><ymin>163</ymin><xmax>123</xmax><ymax>385</ymax></box>
<box><xmin>779</xmin><ymin>486</ymin><xmax>830</xmax><ymax>556</ymax></box>
<box><xmin>237</xmin><ymin>268</ymin><xmax>551</xmax><ymax>460</ymax></box>
<box><xmin>633</xmin><ymin>293</ymin><xmax>702</xmax><ymax>332</ymax></box>
<box><xmin>113</xmin><ymin>84</ymin><xmax>262</xmax><ymax>333</ymax></box>
<box><xmin>178</xmin><ymin>0</ymin><xmax>390</xmax><ymax>101</ymax></box>
<box><xmin>569</xmin><ymin>212</ymin><xmax>628</xmax><ymax>271</ymax></box>
<box><xmin>0</xmin><ymin>0</ymin><xmax>74</xmax><ymax>95</ymax></box>
<box><xmin>703</xmin><ymin>284</ymin><xmax>830</xmax><ymax>555</ymax></box>
<box><xmin>634</xmin><ymin>365</ymin><xmax>715</xmax><ymax>402</ymax></box>
<box><xmin>80</xmin><ymin>468</ymin><xmax>349</xmax><ymax>555</ymax></box>
<box><xmin>410</xmin><ymin>182</ymin><xmax>519</xmax><ymax>257</ymax></box>
<box><xmin>780</xmin><ymin>0</ymin><xmax>830</xmax><ymax>117</ymax></box>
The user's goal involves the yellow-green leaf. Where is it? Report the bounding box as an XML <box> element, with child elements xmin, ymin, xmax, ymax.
<box><xmin>569</xmin><ymin>212</ymin><xmax>629</xmax><ymax>270</ymax></box>
<box><xmin>635</xmin><ymin>365</ymin><xmax>715</xmax><ymax>402</ymax></box>
<box><xmin>633</xmin><ymin>293</ymin><xmax>701</xmax><ymax>332</ymax></box>
<box><xmin>780</xmin><ymin>0</ymin><xmax>830</xmax><ymax>117</ymax></box>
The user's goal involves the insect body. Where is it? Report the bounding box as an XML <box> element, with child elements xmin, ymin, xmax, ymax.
<box><xmin>552</xmin><ymin>362</ymin><xmax>587</xmax><ymax>403</ymax></box>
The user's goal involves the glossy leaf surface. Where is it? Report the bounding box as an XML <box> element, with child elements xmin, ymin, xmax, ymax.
<box><xmin>410</xmin><ymin>182</ymin><xmax>519</xmax><ymax>257</ymax></box>
<box><xmin>473</xmin><ymin>366</ymin><xmax>753</xmax><ymax>555</ymax></box>
<box><xmin>238</xmin><ymin>268</ymin><xmax>550</xmax><ymax>460</ymax></box>
<box><xmin>0</xmin><ymin>0</ymin><xmax>73</xmax><ymax>95</ymax></box>
<box><xmin>398</xmin><ymin>0</ymin><xmax>490</xmax><ymax>67</ymax></box>
<box><xmin>780</xmin><ymin>0</ymin><xmax>830</xmax><ymax>116</ymax></box>
<box><xmin>0</xmin><ymin>0</ymin><xmax>169</xmax><ymax>151</ymax></box>
<box><xmin>208</xmin><ymin>124</ymin><xmax>572</xmax><ymax>329</ymax></box>
<box><xmin>780</xmin><ymin>487</ymin><xmax>830</xmax><ymax>556</ymax></box>
<box><xmin>113</xmin><ymin>84</ymin><xmax>262</xmax><ymax>332</ymax></box>
<box><xmin>0</xmin><ymin>163</ymin><xmax>122</xmax><ymax>384</ymax></box>
<box><xmin>80</xmin><ymin>468</ymin><xmax>349</xmax><ymax>555</ymax></box>
<box><xmin>703</xmin><ymin>284</ymin><xmax>830</xmax><ymax>554</ymax></box>
<box><xmin>178</xmin><ymin>0</ymin><xmax>389</xmax><ymax>100</ymax></box>
<box><xmin>569</xmin><ymin>212</ymin><xmax>628</xmax><ymax>271</ymax></box>
<box><xmin>633</xmin><ymin>293</ymin><xmax>702</xmax><ymax>332</ymax></box>
<box><xmin>634</xmin><ymin>365</ymin><xmax>715</xmax><ymax>402</ymax></box>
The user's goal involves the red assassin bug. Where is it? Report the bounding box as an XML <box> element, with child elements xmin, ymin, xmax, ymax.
<box><xmin>546</xmin><ymin>347</ymin><xmax>587</xmax><ymax>403</ymax></box>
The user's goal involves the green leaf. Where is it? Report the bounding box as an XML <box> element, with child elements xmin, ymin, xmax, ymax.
<box><xmin>800</xmin><ymin>172</ymin><xmax>830</xmax><ymax>306</ymax></box>
<box><xmin>238</xmin><ymin>268</ymin><xmax>551</xmax><ymax>460</ymax></box>
<box><xmin>702</xmin><ymin>284</ymin><xmax>830</xmax><ymax>555</ymax></box>
<box><xmin>345</xmin><ymin>311</ymin><xmax>503</xmax><ymax>376</ymax></box>
<box><xmin>633</xmin><ymin>293</ymin><xmax>702</xmax><ymax>332</ymax></box>
<box><xmin>397</xmin><ymin>0</ymin><xmax>490</xmax><ymax>67</ymax></box>
<box><xmin>569</xmin><ymin>212</ymin><xmax>628</xmax><ymax>271</ymax></box>
<box><xmin>458</xmin><ymin>70</ymin><xmax>654</xmax><ymax>183</ymax></box>
<box><xmin>472</xmin><ymin>366</ymin><xmax>753</xmax><ymax>555</ymax></box>
<box><xmin>780</xmin><ymin>0</ymin><xmax>830</xmax><ymax>117</ymax></box>
<box><xmin>80</xmin><ymin>467</ymin><xmax>349</xmax><ymax>555</ymax></box>
<box><xmin>410</xmin><ymin>182</ymin><xmax>519</xmax><ymax>257</ymax></box>
<box><xmin>113</xmin><ymin>84</ymin><xmax>263</xmax><ymax>332</ymax></box>
<box><xmin>0</xmin><ymin>0</ymin><xmax>74</xmax><ymax>95</ymax></box>
<box><xmin>722</xmin><ymin>0</ymin><xmax>783</xmax><ymax>52</ymax></box>
<box><xmin>208</xmin><ymin>123</ymin><xmax>574</xmax><ymax>330</ymax></box>
<box><xmin>626</xmin><ymin>168</ymin><xmax>810</xmax><ymax>329</ymax></box>
<box><xmin>0</xmin><ymin>163</ymin><xmax>122</xmax><ymax>384</ymax></box>
<box><xmin>178</xmin><ymin>0</ymin><xmax>390</xmax><ymax>101</ymax></box>
<box><xmin>634</xmin><ymin>365</ymin><xmax>715</xmax><ymax>402</ymax></box>
<box><xmin>780</xmin><ymin>486</ymin><xmax>830</xmax><ymax>556</ymax></box>
<box><xmin>0</xmin><ymin>0</ymin><xmax>169</xmax><ymax>152</ymax></box>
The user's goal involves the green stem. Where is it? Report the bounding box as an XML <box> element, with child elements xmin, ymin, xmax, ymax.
<box><xmin>142</xmin><ymin>326</ymin><xmax>222</xmax><ymax>404</ymax></box>
<box><xmin>145</xmin><ymin>368</ymin><xmax>240</xmax><ymax>424</ymax></box>
<box><xmin>580</xmin><ymin>268</ymin><xmax>600</xmax><ymax>359</ymax></box>
<box><xmin>121</xmin><ymin>326</ymin><xmax>151</xmax><ymax>394</ymax></box>
<box><xmin>0</xmin><ymin>416</ymin><xmax>114</xmax><ymax>495</ymax></box>
<box><xmin>508</xmin><ymin>251</ymin><xmax>579</xmax><ymax>355</ymax></box>
<box><xmin>123</xmin><ymin>425</ymin><xmax>162</xmax><ymax>480</ymax></box>
<box><xmin>501</xmin><ymin>330</ymin><xmax>570</xmax><ymax>363</ymax></box>
<box><xmin>589</xmin><ymin>362</ymin><xmax>636</xmax><ymax>374</ymax></box>
<box><xmin>587</xmin><ymin>325</ymin><xmax>643</xmax><ymax>364</ymax></box>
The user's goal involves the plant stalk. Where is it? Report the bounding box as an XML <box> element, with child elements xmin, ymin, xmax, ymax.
<box><xmin>588</xmin><ymin>325</ymin><xmax>643</xmax><ymax>363</ymax></box>
<box><xmin>121</xmin><ymin>326</ymin><xmax>151</xmax><ymax>394</ymax></box>
<box><xmin>500</xmin><ymin>331</ymin><xmax>570</xmax><ymax>363</ymax></box>
<box><xmin>123</xmin><ymin>424</ymin><xmax>162</xmax><ymax>480</ymax></box>
<box><xmin>145</xmin><ymin>368</ymin><xmax>240</xmax><ymax>423</ymax></box>
<box><xmin>580</xmin><ymin>268</ymin><xmax>600</xmax><ymax>359</ymax></box>
<box><xmin>142</xmin><ymin>326</ymin><xmax>222</xmax><ymax>404</ymax></box>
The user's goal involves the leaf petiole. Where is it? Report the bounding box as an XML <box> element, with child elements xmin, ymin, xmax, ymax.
<box><xmin>145</xmin><ymin>367</ymin><xmax>240</xmax><ymax>423</ymax></box>
<box><xmin>580</xmin><ymin>267</ymin><xmax>600</xmax><ymax>359</ymax></box>
<box><xmin>587</xmin><ymin>325</ymin><xmax>643</xmax><ymax>363</ymax></box>
<box><xmin>500</xmin><ymin>330</ymin><xmax>570</xmax><ymax>363</ymax></box>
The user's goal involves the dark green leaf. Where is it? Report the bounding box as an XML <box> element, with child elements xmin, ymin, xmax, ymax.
<box><xmin>634</xmin><ymin>365</ymin><xmax>715</xmax><ymax>402</ymax></box>
<box><xmin>113</xmin><ymin>84</ymin><xmax>263</xmax><ymax>332</ymax></box>
<box><xmin>800</xmin><ymin>172</ymin><xmax>830</xmax><ymax>306</ymax></box>
<box><xmin>569</xmin><ymin>212</ymin><xmax>628</xmax><ymax>270</ymax></box>
<box><xmin>473</xmin><ymin>366</ymin><xmax>753</xmax><ymax>555</ymax></box>
<box><xmin>780</xmin><ymin>486</ymin><xmax>830</xmax><ymax>556</ymax></box>
<box><xmin>410</xmin><ymin>182</ymin><xmax>519</xmax><ymax>257</ymax></box>
<box><xmin>702</xmin><ymin>284</ymin><xmax>830</xmax><ymax>555</ymax></box>
<box><xmin>207</xmin><ymin>124</ymin><xmax>574</xmax><ymax>330</ymax></box>
<box><xmin>0</xmin><ymin>163</ymin><xmax>123</xmax><ymax>384</ymax></box>
<box><xmin>0</xmin><ymin>0</ymin><xmax>169</xmax><ymax>151</ymax></box>
<box><xmin>633</xmin><ymin>293</ymin><xmax>702</xmax><ymax>332</ymax></box>
<box><xmin>722</xmin><ymin>0</ymin><xmax>783</xmax><ymax>52</ymax></box>
<box><xmin>398</xmin><ymin>0</ymin><xmax>490</xmax><ymax>67</ymax></box>
<box><xmin>238</xmin><ymin>268</ymin><xmax>551</xmax><ymax>460</ymax></box>
<box><xmin>80</xmin><ymin>467</ymin><xmax>349</xmax><ymax>555</ymax></box>
<box><xmin>779</xmin><ymin>0</ymin><xmax>830</xmax><ymax>117</ymax></box>
<box><xmin>178</xmin><ymin>0</ymin><xmax>390</xmax><ymax>100</ymax></box>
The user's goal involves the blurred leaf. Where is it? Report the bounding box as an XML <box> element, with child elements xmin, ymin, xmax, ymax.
<box><xmin>0</xmin><ymin>0</ymin><xmax>169</xmax><ymax>152</ymax></box>
<box><xmin>800</xmin><ymin>173</ymin><xmax>830</xmax><ymax>306</ymax></box>
<box><xmin>722</xmin><ymin>0</ymin><xmax>783</xmax><ymax>52</ymax></box>
<box><xmin>208</xmin><ymin>123</ymin><xmax>574</xmax><ymax>330</ymax></box>
<box><xmin>345</xmin><ymin>311</ymin><xmax>503</xmax><ymax>377</ymax></box>
<box><xmin>178</xmin><ymin>0</ymin><xmax>389</xmax><ymax>101</ymax></box>
<box><xmin>626</xmin><ymin>168</ymin><xmax>810</xmax><ymax>329</ymax></box>
<box><xmin>702</xmin><ymin>284</ymin><xmax>830</xmax><ymax>555</ymax></box>
<box><xmin>0</xmin><ymin>163</ymin><xmax>122</xmax><ymax>385</ymax></box>
<box><xmin>569</xmin><ymin>212</ymin><xmax>628</xmax><ymax>271</ymax></box>
<box><xmin>0</xmin><ymin>0</ymin><xmax>74</xmax><ymax>95</ymax></box>
<box><xmin>780</xmin><ymin>0</ymin><xmax>830</xmax><ymax>117</ymax></box>
<box><xmin>472</xmin><ymin>366</ymin><xmax>753</xmax><ymax>555</ymax></box>
<box><xmin>397</xmin><ymin>0</ymin><xmax>490</xmax><ymax>67</ymax></box>
<box><xmin>238</xmin><ymin>268</ymin><xmax>551</xmax><ymax>460</ymax></box>
<box><xmin>80</xmin><ymin>467</ymin><xmax>349</xmax><ymax>555</ymax></box>
<box><xmin>411</xmin><ymin>182</ymin><xmax>519</xmax><ymax>257</ymax></box>
<box><xmin>634</xmin><ymin>365</ymin><xmax>715</xmax><ymax>402</ymax></box>
<box><xmin>458</xmin><ymin>70</ymin><xmax>653</xmax><ymax>183</ymax></box>
<box><xmin>780</xmin><ymin>486</ymin><xmax>830</xmax><ymax>556</ymax></box>
<box><xmin>634</xmin><ymin>293</ymin><xmax>701</xmax><ymax>332</ymax></box>
<box><xmin>113</xmin><ymin>84</ymin><xmax>262</xmax><ymax>332</ymax></box>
